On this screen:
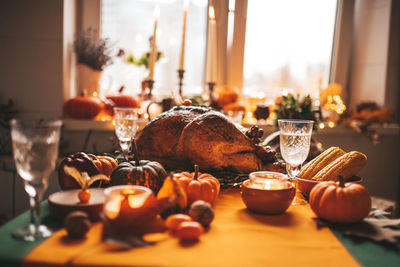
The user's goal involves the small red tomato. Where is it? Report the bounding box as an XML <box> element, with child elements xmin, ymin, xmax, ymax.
<box><xmin>176</xmin><ymin>221</ymin><xmax>204</xmax><ymax>241</ymax></box>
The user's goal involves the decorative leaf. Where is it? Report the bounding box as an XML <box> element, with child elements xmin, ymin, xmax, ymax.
<box><xmin>313</xmin><ymin>212</ymin><xmax>400</xmax><ymax>245</ymax></box>
<box><xmin>64</xmin><ymin>165</ymin><xmax>84</xmax><ymax>188</ymax></box>
<box><xmin>87</xmin><ymin>173</ymin><xmax>110</xmax><ymax>187</ymax></box>
<box><xmin>64</xmin><ymin>165</ymin><xmax>109</xmax><ymax>189</ymax></box>
<box><xmin>341</xmin><ymin>218</ymin><xmax>400</xmax><ymax>243</ymax></box>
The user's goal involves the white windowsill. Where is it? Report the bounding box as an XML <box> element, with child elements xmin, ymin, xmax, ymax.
<box><xmin>62</xmin><ymin>118</ymin><xmax>399</xmax><ymax>136</ymax></box>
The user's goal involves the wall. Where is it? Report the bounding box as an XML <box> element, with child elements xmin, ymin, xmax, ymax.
<box><xmin>0</xmin><ymin>0</ymin><xmax>64</xmax><ymax>117</ymax></box>
<box><xmin>348</xmin><ymin>0</ymin><xmax>392</xmax><ymax>109</ymax></box>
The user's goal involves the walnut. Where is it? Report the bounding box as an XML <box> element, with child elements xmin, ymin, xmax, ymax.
<box><xmin>64</xmin><ymin>211</ymin><xmax>91</xmax><ymax>239</ymax></box>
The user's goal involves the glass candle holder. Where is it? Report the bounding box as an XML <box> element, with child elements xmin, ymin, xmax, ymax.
<box><xmin>102</xmin><ymin>185</ymin><xmax>160</xmax><ymax>240</ymax></box>
<box><xmin>241</xmin><ymin>171</ymin><xmax>295</xmax><ymax>214</ymax></box>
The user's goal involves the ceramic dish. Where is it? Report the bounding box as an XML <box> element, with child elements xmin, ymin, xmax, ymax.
<box><xmin>297</xmin><ymin>176</ymin><xmax>363</xmax><ymax>198</ymax></box>
<box><xmin>48</xmin><ymin>188</ymin><xmax>105</xmax><ymax>221</ymax></box>
<box><xmin>240</xmin><ymin>176</ymin><xmax>295</xmax><ymax>215</ymax></box>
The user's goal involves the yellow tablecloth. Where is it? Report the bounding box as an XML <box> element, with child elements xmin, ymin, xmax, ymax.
<box><xmin>23</xmin><ymin>189</ymin><xmax>359</xmax><ymax>267</ymax></box>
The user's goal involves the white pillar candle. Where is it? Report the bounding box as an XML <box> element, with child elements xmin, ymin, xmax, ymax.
<box><xmin>148</xmin><ymin>5</ymin><xmax>160</xmax><ymax>80</ymax></box>
<box><xmin>179</xmin><ymin>0</ymin><xmax>189</xmax><ymax>70</ymax></box>
<box><xmin>205</xmin><ymin>6</ymin><xmax>217</xmax><ymax>84</ymax></box>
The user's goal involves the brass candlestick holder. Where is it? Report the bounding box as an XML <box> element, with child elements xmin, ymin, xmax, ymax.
<box><xmin>208</xmin><ymin>82</ymin><xmax>216</xmax><ymax>101</ymax></box>
<box><xmin>177</xmin><ymin>69</ymin><xmax>185</xmax><ymax>97</ymax></box>
<box><xmin>146</xmin><ymin>79</ymin><xmax>154</xmax><ymax>99</ymax></box>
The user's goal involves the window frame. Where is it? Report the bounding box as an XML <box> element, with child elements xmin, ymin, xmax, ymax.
<box><xmin>72</xmin><ymin>0</ymin><xmax>352</xmax><ymax>101</ymax></box>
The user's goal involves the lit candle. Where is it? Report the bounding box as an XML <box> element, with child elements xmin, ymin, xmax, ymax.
<box><xmin>206</xmin><ymin>6</ymin><xmax>217</xmax><ymax>84</ymax></box>
<box><xmin>179</xmin><ymin>0</ymin><xmax>189</xmax><ymax>70</ymax></box>
<box><xmin>102</xmin><ymin>185</ymin><xmax>160</xmax><ymax>238</ymax></box>
<box><xmin>148</xmin><ymin>5</ymin><xmax>160</xmax><ymax>80</ymax></box>
<box><xmin>247</xmin><ymin>179</ymin><xmax>290</xmax><ymax>190</ymax></box>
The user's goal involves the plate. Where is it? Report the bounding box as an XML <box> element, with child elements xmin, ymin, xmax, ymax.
<box><xmin>48</xmin><ymin>188</ymin><xmax>105</xmax><ymax>222</ymax></box>
<box><xmin>297</xmin><ymin>176</ymin><xmax>363</xmax><ymax>198</ymax></box>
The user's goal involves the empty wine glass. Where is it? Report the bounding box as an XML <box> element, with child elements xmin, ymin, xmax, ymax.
<box><xmin>10</xmin><ymin>118</ymin><xmax>62</xmax><ymax>241</ymax></box>
<box><xmin>278</xmin><ymin>119</ymin><xmax>313</xmax><ymax>205</ymax></box>
<box><xmin>114</xmin><ymin>107</ymin><xmax>138</xmax><ymax>157</ymax></box>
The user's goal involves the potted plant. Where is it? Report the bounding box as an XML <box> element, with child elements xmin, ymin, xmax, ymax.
<box><xmin>120</xmin><ymin>36</ymin><xmax>162</xmax><ymax>96</ymax></box>
<box><xmin>74</xmin><ymin>28</ymin><xmax>113</xmax><ymax>96</ymax></box>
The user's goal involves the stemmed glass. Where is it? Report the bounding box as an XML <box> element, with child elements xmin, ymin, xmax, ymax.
<box><xmin>278</xmin><ymin>119</ymin><xmax>313</xmax><ymax>205</ymax></box>
<box><xmin>10</xmin><ymin>118</ymin><xmax>62</xmax><ymax>241</ymax></box>
<box><xmin>114</xmin><ymin>107</ymin><xmax>138</xmax><ymax>157</ymax></box>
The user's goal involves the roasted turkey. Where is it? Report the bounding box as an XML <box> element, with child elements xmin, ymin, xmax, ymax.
<box><xmin>135</xmin><ymin>106</ymin><xmax>284</xmax><ymax>173</ymax></box>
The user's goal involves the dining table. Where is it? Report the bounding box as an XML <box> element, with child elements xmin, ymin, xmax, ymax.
<box><xmin>0</xmin><ymin>188</ymin><xmax>399</xmax><ymax>267</ymax></box>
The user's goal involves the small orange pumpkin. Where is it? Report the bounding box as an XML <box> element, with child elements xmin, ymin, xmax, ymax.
<box><xmin>309</xmin><ymin>175</ymin><xmax>371</xmax><ymax>224</ymax></box>
<box><xmin>88</xmin><ymin>154</ymin><xmax>118</xmax><ymax>177</ymax></box>
<box><xmin>174</xmin><ymin>165</ymin><xmax>220</xmax><ymax>205</ymax></box>
<box><xmin>64</xmin><ymin>96</ymin><xmax>103</xmax><ymax>119</ymax></box>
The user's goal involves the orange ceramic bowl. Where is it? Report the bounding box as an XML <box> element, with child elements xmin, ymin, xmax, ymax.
<box><xmin>297</xmin><ymin>176</ymin><xmax>363</xmax><ymax>197</ymax></box>
<box><xmin>240</xmin><ymin>173</ymin><xmax>295</xmax><ymax>215</ymax></box>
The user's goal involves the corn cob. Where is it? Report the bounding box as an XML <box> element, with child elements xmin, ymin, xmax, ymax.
<box><xmin>298</xmin><ymin>147</ymin><xmax>346</xmax><ymax>179</ymax></box>
<box><xmin>313</xmin><ymin>151</ymin><xmax>367</xmax><ymax>181</ymax></box>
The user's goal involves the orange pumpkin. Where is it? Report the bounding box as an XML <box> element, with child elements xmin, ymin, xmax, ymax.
<box><xmin>309</xmin><ymin>175</ymin><xmax>371</xmax><ymax>224</ymax></box>
<box><xmin>174</xmin><ymin>165</ymin><xmax>220</xmax><ymax>205</ymax></box>
<box><xmin>106</xmin><ymin>95</ymin><xmax>140</xmax><ymax>109</ymax></box>
<box><xmin>88</xmin><ymin>154</ymin><xmax>118</xmax><ymax>177</ymax></box>
<box><xmin>64</xmin><ymin>96</ymin><xmax>103</xmax><ymax>119</ymax></box>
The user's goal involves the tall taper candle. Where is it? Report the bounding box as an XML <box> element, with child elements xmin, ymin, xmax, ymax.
<box><xmin>179</xmin><ymin>0</ymin><xmax>189</xmax><ymax>70</ymax></box>
<box><xmin>206</xmin><ymin>6</ymin><xmax>217</xmax><ymax>84</ymax></box>
<box><xmin>148</xmin><ymin>5</ymin><xmax>160</xmax><ymax>80</ymax></box>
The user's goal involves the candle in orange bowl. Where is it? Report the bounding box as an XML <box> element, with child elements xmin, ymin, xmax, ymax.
<box><xmin>240</xmin><ymin>172</ymin><xmax>295</xmax><ymax>215</ymax></box>
<box><xmin>102</xmin><ymin>185</ymin><xmax>164</xmax><ymax>241</ymax></box>
<box><xmin>205</xmin><ymin>5</ymin><xmax>217</xmax><ymax>84</ymax></box>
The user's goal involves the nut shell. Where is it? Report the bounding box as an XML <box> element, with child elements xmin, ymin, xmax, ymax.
<box><xmin>189</xmin><ymin>200</ymin><xmax>215</xmax><ymax>227</ymax></box>
<box><xmin>64</xmin><ymin>211</ymin><xmax>91</xmax><ymax>239</ymax></box>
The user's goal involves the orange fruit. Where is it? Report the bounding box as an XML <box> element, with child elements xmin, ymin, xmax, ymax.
<box><xmin>176</xmin><ymin>221</ymin><xmax>204</xmax><ymax>241</ymax></box>
<box><xmin>78</xmin><ymin>189</ymin><xmax>91</xmax><ymax>203</ymax></box>
<box><xmin>165</xmin><ymin>214</ymin><xmax>192</xmax><ymax>231</ymax></box>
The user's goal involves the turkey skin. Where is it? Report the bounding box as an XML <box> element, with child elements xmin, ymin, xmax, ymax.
<box><xmin>135</xmin><ymin>106</ymin><xmax>283</xmax><ymax>173</ymax></box>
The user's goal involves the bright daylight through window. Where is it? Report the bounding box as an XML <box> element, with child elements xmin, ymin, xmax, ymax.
<box><xmin>101</xmin><ymin>0</ymin><xmax>207</xmax><ymax>96</ymax></box>
<box><xmin>243</xmin><ymin>0</ymin><xmax>337</xmax><ymax>101</ymax></box>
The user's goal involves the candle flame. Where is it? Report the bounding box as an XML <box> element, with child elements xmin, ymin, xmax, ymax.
<box><xmin>154</xmin><ymin>5</ymin><xmax>160</xmax><ymax>18</ymax></box>
<box><xmin>104</xmin><ymin>195</ymin><xmax>123</xmax><ymax>220</ymax></box>
<box><xmin>209</xmin><ymin>6</ymin><xmax>215</xmax><ymax>20</ymax></box>
<box><xmin>128</xmin><ymin>194</ymin><xmax>147</xmax><ymax>208</ymax></box>
<box><xmin>184</xmin><ymin>0</ymin><xmax>189</xmax><ymax>10</ymax></box>
<box><xmin>264</xmin><ymin>181</ymin><xmax>272</xmax><ymax>190</ymax></box>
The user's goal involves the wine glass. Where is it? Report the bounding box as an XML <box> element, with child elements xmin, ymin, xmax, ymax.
<box><xmin>10</xmin><ymin>118</ymin><xmax>62</xmax><ymax>241</ymax></box>
<box><xmin>114</xmin><ymin>107</ymin><xmax>138</xmax><ymax>157</ymax></box>
<box><xmin>278</xmin><ymin>119</ymin><xmax>313</xmax><ymax>205</ymax></box>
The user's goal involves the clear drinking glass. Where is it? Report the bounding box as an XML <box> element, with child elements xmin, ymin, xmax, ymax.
<box><xmin>10</xmin><ymin>118</ymin><xmax>62</xmax><ymax>241</ymax></box>
<box><xmin>278</xmin><ymin>119</ymin><xmax>313</xmax><ymax>205</ymax></box>
<box><xmin>114</xmin><ymin>107</ymin><xmax>138</xmax><ymax>157</ymax></box>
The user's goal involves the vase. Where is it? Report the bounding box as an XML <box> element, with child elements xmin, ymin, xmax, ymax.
<box><xmin>76</xmin><ymin>64</ymin><xmax>102</xmax><ymax>96</ymax></box>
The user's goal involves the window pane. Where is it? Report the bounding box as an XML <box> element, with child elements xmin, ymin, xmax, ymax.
<box><xmin>101</xmin><ymin>0</ymin><xmax>207</xmax><ymax>96</ymax></box>
<box><xmin>243</xmin><ymin>0</ymin><xmax>337</xmax><ymax>100</ymax></box>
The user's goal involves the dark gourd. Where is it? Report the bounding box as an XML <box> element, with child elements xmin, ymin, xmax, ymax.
<box><xmin>110</xmin><ymin>141</ymin><xmax>167</xmax><ymax>193</ymax></box>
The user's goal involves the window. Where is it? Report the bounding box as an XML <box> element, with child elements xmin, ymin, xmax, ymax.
<box><xmin>93</xmin><ymin>0</ymin><xmax>338</xmax><ymax>101</ymax></box>
<box><xmin>242</xmin><ymin>0</ymin><xmax>337</xmax><ymax>100</ymax></box>
<box><xmin>101</xmin><ymin>0</ymin><xmax>208</xmax><ymax>96</ymax></box>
